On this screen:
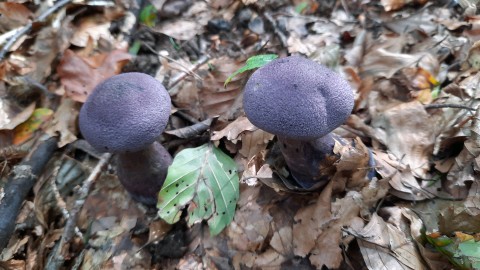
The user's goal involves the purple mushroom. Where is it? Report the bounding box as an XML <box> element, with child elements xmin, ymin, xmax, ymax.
<box><xmin>243</xmin><ymin>56</ymin><xmax>354</xmax><ymax>189</ymax></box>
<box><xmin>79</xmin><ymin>72</ymin><xmax>172</xmax><ymax>205</ymax></box>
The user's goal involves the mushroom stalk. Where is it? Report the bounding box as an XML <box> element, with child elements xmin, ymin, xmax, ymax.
<box><xmin>277</xmin><ymin>134</ymin><xmax>344</xmax><ymax>189</ymax></box>
<box><xmin>117</xmin><ymin>142</ymin><xmax>173</xmax><ymax>205</ymax></box>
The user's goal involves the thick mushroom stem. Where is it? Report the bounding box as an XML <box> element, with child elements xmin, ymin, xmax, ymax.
<box><xmin>116</xmin><ymin>141</ymin><xmax>173</xmax><ymax>205</ymax></box>
<box><xmin>277</xmin><ymin>134</ymin><xmax>344</xmax><ymax>189</ymax></box>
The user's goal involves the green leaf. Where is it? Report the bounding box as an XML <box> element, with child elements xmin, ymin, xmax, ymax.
<box><xmin>224</xmin><ymin>54</ymin><xmax>278</xmax><ymax>87</ymax></box>
<box><xmin>459</xmin><ymin>239</ymin><xmax>480</xmax><ymax>268</ymax></box>
<box><xmin>157</xmin><ymin>144</ymin><xmax>239</xmax><ymax>235</ymax></box>
<box><xmin>128</xmin><ymin>40</ymin><xmax>142</xmax><ymax>56</ymax></box>
<box><xmin>295</xmin><ymin>2</ymin><xmax>309</xmax><ymax>14</ymax></box>
<box><xmin>140</xmin><ymin>4</ymin><xmax>157</xmax><ymax>27</ymax></box>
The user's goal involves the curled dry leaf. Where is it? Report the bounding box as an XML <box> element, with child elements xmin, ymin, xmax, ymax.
<box><xmin>226</xmin><ymin>185</ymin><xmax>272</xmax><ymax>252</ymax></box>
<box><xmin>332</xmin><ymin>137</ymin><xmax>372</xmax><ymax>190</ymax></box>
<box><xmin>374</xmin><ymin>151</ymin><xmax>431</xmax><ymax>201</ymax></box>
<box><xmin>57</xmin><ymin>49</ymin><xmax>131</xmax><ymax>103</ymax></box>
<box><xmin>353</xmin><ymin>212</ymin><xmax>428</xmax><ymax>270</ymax></box>
<box><xmin>70</xmin><ymin>17</ymin><xmax>114</xmax><ymax>47</ymax></box>
<box><xmin>0</xmin><ymin>2</ymin><xmax>33</xmax><ymax>31</ymax></box>
<box><xmin>0</xmin><ymin>102</ymin><xmax>35</xmax><ymax>130</ymax></box>
<box><xmin>371</xmin><ymin>101</ymin><xmax>436</xmax><ymax>179</ymax></box>
<box><xmin>44</xmin><ymin>98</ymin><xmax>80</xmax><ymax>147</ymax></box>
<box><xmin>447</xmin><ymin>108</ymin><xmax>480</xmax><ymax>193</ymax></box>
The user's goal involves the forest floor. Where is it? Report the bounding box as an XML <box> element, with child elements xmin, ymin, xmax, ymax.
<box><xmin>1</xmin><ymin>0</ymin><xmax>480</xmax><ymax>269</ymax></box>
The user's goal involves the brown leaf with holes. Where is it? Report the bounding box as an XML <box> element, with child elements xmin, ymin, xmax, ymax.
<box><xmin>57</xmin><ymin>49</ymin><xmax>131</xmax><ymax>103</ymax></box>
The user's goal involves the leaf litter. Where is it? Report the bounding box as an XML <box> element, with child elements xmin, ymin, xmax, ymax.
<box><xmin>3</xmin><ymin>0</ymin><xmax>480</xmax><ymax>269</ymax></box>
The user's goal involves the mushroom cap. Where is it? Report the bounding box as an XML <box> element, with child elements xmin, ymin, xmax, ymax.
<box><xmin>79</xmin><ymin>72</ymin><xmax>171</xmax><ymax>153</ymax></box>
<box><xmin>243</xmin><ymin>56</ymin><xmax>354</xmax><ymax>140</ymax></box>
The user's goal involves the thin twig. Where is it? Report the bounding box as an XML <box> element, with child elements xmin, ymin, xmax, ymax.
<box><xmin>45</xmin><ymin>153</ymin><xmax>112</xmax><ymax>270</ymax></box>
<box><xmin>142</xmin><ymin>43</ymin><xmax>205</xmax><ymax>82</ymax></box>
<box><xmin>0</xmin><ymin>0</ymin><xmax>72</xmax><ymax>61</ymax></box>
<box><xmin>0</xmin><ymin>136</ymin><xmax>58</xmax><ymax>251</ymax></box>
<box><xmin>264</xmin><ymin>12</ymin><xmax>288</xmax><ymax>48</ymax></box>
<box><xmin>424</xmin><ymin>103</ymin><xmax>476</xmax><ymax>111</ymax></box>
<box><xmin>168</xmin><ymin>54</ymin><xmax>210</xmax><ymax>89</ymax></box>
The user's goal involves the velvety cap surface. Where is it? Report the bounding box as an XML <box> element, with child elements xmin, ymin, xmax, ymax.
<box><xmin>243</xmin><ymin>56</ymin><xmax>354</xmax><ymax>140</ymax></box>
<box><xmin>79</xmin><ymin>73</ymin><xmax>171</xmax><ymax>153</ymax></box>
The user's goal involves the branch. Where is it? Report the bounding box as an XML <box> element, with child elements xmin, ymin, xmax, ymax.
<box><xmin>0</xmin><ymin>136</ymin><xmax>58</xmax><ymax>251</ymax></box>
<box><xmin>45</xmin><ymin>153</ymin><xmax>112</xmax><ymax>270</ymax></box>
<box><xmin>0</xmin><ymin>0</ymin><xmax>72</xmax><ymax>61</ymax></box>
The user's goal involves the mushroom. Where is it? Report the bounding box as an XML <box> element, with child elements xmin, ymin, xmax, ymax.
<box><xmin>79</xmin><ymin>72</ymin><xmax>172</xmax><ymax>205</ymax></box>
<box><xmin>243</xmin><ymin>56</ymin><xmax>354</xmax><ymax>189</ymax></box>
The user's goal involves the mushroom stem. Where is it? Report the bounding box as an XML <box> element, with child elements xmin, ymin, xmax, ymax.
<box><xmin>117</xmin><ymin>141</ymin><xmax>173</xmax><ymax>205</ymax></box>
<box><xmin>277</xmin><ymin>134</ymin><xmax>345</xmax><ymax>189</ymax></box>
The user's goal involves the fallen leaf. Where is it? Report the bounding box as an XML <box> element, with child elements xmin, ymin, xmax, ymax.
<box><xmin>44</xmin><ymin>98</ymin><xmax>80</xmax><ymax>147</ymax></box>
<box><xmin>57</xmin><ymin>49</ymin><xmax>131</xmax><ymax>103</ymax></box>
<box><xmin>0</xmin><ymin>101</ymin><xmax>35</xmax><ymax>130</ymax></box>
<box><xmin>13</xmin><ymin>108</ymin><xmax>53</xmax><ymax>145</ymax></box>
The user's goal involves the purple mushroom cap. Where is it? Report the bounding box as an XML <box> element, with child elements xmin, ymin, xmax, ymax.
<box><xmin>243</xmin><ymin>56</ymin><xmax>354</xmax><ymax>140</ymax></box>
<box><xmin>79</xmin><ymin>72</ymin><xmax>171</xmax><ymax>153</ymax></box>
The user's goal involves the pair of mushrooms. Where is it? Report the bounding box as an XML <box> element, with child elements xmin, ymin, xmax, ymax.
<box><xmin>78</xmin><ymin>56</ymin><xmax>354</xmax><ymax>205</ymax></box>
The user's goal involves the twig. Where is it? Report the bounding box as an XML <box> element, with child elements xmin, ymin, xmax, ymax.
<box><xmin>45</xmin><ymin>153</ymin><xmax>112</xmax><ymax>270</ymax></box>
<box><xmin>0</xmin><ymin>136</ymin><xmax>58</xmax><ymax>251</ymax></box>
<box><xmin>168</xmin><ymin>54</ymin><xmax>210</xmax><ymax>89</ymax></box>
<box><xmin>264</xmin><ymin>12</ymin><xmax>288</xmax><ymax>48</ymax></box>
<box><xmin>424</xmin><ymin>103</ymin><xmax>476</xmax><ymax>111</ymax></box>
<box><xmin>0</xmin><ymin>0</ymin><xmax>72</xmax><ymax>61</ymax></box>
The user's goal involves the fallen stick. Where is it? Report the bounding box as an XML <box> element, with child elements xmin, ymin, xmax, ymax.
<box><xmin>0</xmin><ymin>136</ymin><xmax>58</xmax><ymax>251</ymax></box>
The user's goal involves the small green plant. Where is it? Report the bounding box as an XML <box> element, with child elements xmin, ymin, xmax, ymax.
<box><xmin>157</xmin><ymin>144</ymin><xmax>239</xmax><ymax>235</ymax></box>
<box><xmin>224</xmin><ymin>54</ymin><xmax>278</xmax><ymax>87</ymax></box>
<box><xmin>140</xmin><ymin>4</ymin><xmax>157</xmax><ymax>27</ymax></box>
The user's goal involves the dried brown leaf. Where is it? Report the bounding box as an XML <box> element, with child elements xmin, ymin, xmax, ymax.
<box><xmin>198</xmin><ymin>57</ymin><xmax>245</xmax><ymax>119</ymax></box>
<box><xmin>354</xmin><ymin>213</ymin><xmax>428</xmax><ymax>270</ymax></box>
<box><xmin>270</xmin><ymin>226</ymin><xmax>293</xmax><ymax>256</ymax></box>
<box><xmin>0</xmin><ymin>3</ymin><xmax>32</xmax><ymax>31</ymax></box>
<box><xmin>57</xmin><ymin>49</ymin><xmax>131</xmax><ymax>103</ymax></box>
<box><xmin>227</xmin><ymin>185</ymin><xmax>272</xmax><ymax>252</ymax></box>
<box><xmin>211</xmin><ymin>116</ymin><xmax>256</xmax><ymax>143</ymax></box>
<box><xmin>233</xmin><ymin>248</ymin><xmax>286</xmax><ymax>270</ymax></box>
<box><xmin>447</xmin><ymin>108</ymin><xmax>480</xmax><ymax>192</ymax></box>
<box><xmin>173</xmin><ymin>57</ymin><xmax>244</xmax><ymax>120</ymax></box>
<box><xmin>153</xmin><ymin>1</ymin><xmax>211</xmax><ymax>40</ymax></box>
<box><xmin>293</xmin><ymin>182</ymin><xmax>333</xmax><ymax>257</ymax></box>
<box><xmin>371</xmin><ymin>101</ymin><xmax>436</xmax><ymax>179</ymax></box>
<box><xmin>44</xmin><ymin>98</ymin><xmax>80</xmax><ymax>147</ymax></box>
<box><xmin>70</xmin><ymin>17</ymin><xmax>113</xmax><ymax>47</ymax></box>
<box><xmin>0</xmin><ymin>102</ymin><xmax>35</xmax><ymax>130</ymax></box>
<box><xmin>374</xmin><ymin>151</ymin><xmax>431</xmax><ymax>201</ymax></box>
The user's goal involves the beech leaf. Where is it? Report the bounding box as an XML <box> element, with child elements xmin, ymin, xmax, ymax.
<box><xmin>157</xmin><ymin>143</ymin><xmax>239</xmax><ymax>235</ymax></box>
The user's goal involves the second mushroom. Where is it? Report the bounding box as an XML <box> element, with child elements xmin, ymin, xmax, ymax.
<box><xmin>243</xmin><ymin>56</ymin><xmax>354</xmax><ymax>189</ymax></box>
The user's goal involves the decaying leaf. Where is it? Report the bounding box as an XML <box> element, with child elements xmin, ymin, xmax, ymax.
<box><xmin>353</xmin><ymin>212</ymin><xmax>428</xmax><ymax>270</ymax></box>
<box><xmin>44</xmin><ymin>98</ymin><xmax>80</xmax><ymax>147</ymax></box>
<box><xmin>13</xmin><ymin>108</ymin><xmax>53</xmax><ymax>145</ymax></box>
<box><xmin>0</xmin><ymin>102</ymin><xmax>35</xmax><ymax>130</ymax></box>
<box><xmin>57</xmin><ymin>49</ymin><xmax>131</xmax><ymax>103</ymax></box>
<box><xmin>371</xmin><ymin>101</ymin><xmax>436</xmax><ymax>179</ymax></box>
